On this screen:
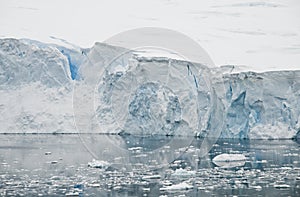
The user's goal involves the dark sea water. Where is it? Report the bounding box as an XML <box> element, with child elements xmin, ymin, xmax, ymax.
<box><xmin>0</xmin><ymin>134</ymin><xmax>299</xmax><ymax>196</ymax></box>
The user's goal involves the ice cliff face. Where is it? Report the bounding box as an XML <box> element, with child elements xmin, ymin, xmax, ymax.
<box><xmin>0</xmin><ymin>38</ymin><xmax>71</xmax><ymax>87</ymax></box>
<box><xmin>212</xmin><ymin>68</ymin><xmax>300</xmax><ymax>139</ymax></box>
<box><xmin>0</xmin><ymin>38</ymin><xmax>76</xmax><ymax>133</ymax></box>
<box><xmin>0</xmin><ymin>38</ymin><xmax>299</xmax><ymax>139</ymax></box>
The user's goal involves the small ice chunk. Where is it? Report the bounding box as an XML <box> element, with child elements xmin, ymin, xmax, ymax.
<box><xmin>50</xmin><ymin>176</ymin><xmax>60</xmax><ymax>180</ymax></box>
<box><xmin>274</xmin><ymin>184</ymin><xmax>290</xmax><ymax>189</ymax></box>
<box><xmin>212</xmin><ymin>153</ymin><xmax>246</xmax><ymax>168</ymax></box>
<box><xmin>251</xmin><ymin>185</ymin><xmax>262</xmax><ymax>190</ymax></box>
<box><xmin>161</xmin><ymin>180</ymin><xmax>172</xmax><ymax>186</ymax></box>
<box><xmin>171</xmin><ymin>168</ymin><xmax>196</xmax><ymax>178</ymax></box>
<box><xmin>113</xmin><ymin>186</ymin><xmax>122</xmax><ymax>190</ymax></box>
<box><xmin>89</xmin><ymin>183</ymin><xmax>100</xmax><ymax>187</ymax></box>
<box><xmin>280</xmin><ymin>167</ymin><xmax>292</xmax><ymax>170</ymax></box>
<box><xmin>160</xmin><ymin>182</ymin><xmax>193</xmax><ymax>191</ymax></box>
<box><xmin>128</xmin><ymin>147</ymin><xmax>143</xmax><ymax>152</ymax></box>
<box><xmin>142</xmin><ymin>187</ymin><xmax>150</xmax><ymax>192</ymax></box>
<box><xmin>142</xmin><ymin>174</ymin><xmax>161</xmax><ymax>181</ymax></box>
<box><xmin>87</xmin><ymin>159</ymin><xmax>109</xmax><ymax>169</ymax></box>
<box><xmin>65</xmin><ymin>191</ymin><xmax>79</xmax><ymax>196</ymax></box>
<box><xmin>257</xmin><ymin>160</ymin><xmax>267</xmax><ymax>163</ymax></box>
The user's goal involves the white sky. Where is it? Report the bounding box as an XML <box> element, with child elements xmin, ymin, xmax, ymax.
<box><xmin>1</xmin><ymin>0</ymin><xmax>300</xmax><ymax>71</ymax></box>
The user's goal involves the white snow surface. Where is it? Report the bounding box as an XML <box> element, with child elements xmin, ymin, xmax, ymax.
<box><xmin>0</xmin><ymin>38</ymin><xmax>299</xmax><ymax>139</ymax></box>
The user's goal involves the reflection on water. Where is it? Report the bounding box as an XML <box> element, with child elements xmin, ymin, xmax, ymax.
<box><xmin>0</xmin><ymin>134</ymin><xmax>300</xmax><ymax>196</ymax></box>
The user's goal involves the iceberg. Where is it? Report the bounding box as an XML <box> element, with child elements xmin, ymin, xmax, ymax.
<box><xmin>212</xmin><ymin>153</ymin><xmax>246</xmax><ymax>168</ymax></box>
<box><xmin>0</xmin><ymin>38</ymin><xmax>299</xmax><ymax>139</ymax></box>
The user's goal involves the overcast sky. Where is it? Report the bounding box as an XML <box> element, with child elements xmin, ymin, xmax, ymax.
<box><xmin>1</xmin><ymin>0</ymin><xmax>300</xmax><ymax>71</ymax></box>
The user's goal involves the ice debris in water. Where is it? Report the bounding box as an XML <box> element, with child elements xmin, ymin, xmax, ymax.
<box><xmin>212</xmin><ymin>153</ymin><xmax>246</xmax><ymax>168</ymax></box>
<box><xmin>87</xmin><ymin>159</ymin><xmax>109</xmax><ymax>169</ymax></box>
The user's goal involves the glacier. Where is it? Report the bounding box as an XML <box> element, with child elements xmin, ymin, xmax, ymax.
<box><xmin>0</xmin><ymin>38</ymin><xmax>299</xmax><ymax>139</ymax></box>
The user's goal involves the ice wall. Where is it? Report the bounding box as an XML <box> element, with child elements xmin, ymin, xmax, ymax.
<box><xmin>0</xmin><ymin>38</ymin><xmax>299</xmax><ymax>139</ymax></box>
<box><xmin>213</xmin><ymin>69</ymin><xmax>300</xmax><ymax>139</ymax></box>
<box><xmin>0</xmin><ymin>38</ymin><xmax>75</xmax><ymax>133</ymax></box>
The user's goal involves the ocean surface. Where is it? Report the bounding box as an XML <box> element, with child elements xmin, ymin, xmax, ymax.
<box><xmin>0</xmin><ymin>134</ymin><xmax>299</xmax><ymax>196</ymax></box>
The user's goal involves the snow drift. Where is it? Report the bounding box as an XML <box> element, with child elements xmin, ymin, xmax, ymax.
<box><xmin>0</xmin><ymin>38</ymin><xmax>299</xmax><ymax>139</ymax></box>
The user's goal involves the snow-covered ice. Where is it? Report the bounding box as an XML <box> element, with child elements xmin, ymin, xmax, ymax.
<box><xmin>142</xmin><ymin>175</ymin><xmax>161</xmax><ymax>181</ymax></box>
<box><xmin>212</xmin><ymin>153</ymin><xmax>246</xmax><ymax>168</ymax></box>
<box><xmin>0</xmin><ymin>38</ymin><xmax>299</xmax><ymax>139</ymax></box>
<box><xmin>87</xmin><ymin>159</ymin><xmax>109</xmax><ymax>169</ymax></box>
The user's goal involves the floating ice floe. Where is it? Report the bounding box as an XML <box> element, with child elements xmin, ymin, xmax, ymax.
<box><xmin>171</xmin><ymin>168</ymin><xmax>196</xmax><ymax>178</ymax></box>
<box><xmin>65</xmin><ymin>191</ymin><xmax>80</xmax><ymax>196</ymax></box>
<box><xmin>50</xmin><ymin>161</ymin><xmax>58</xmax><ymax>164</ymax></box>
<box><xmin>250</xmin><ymin>185</ymin><xmax>262</xmax><ymax>190</ymax></box>
<box><xmin>88</xmin><ymin>183</ymin><xmax>100</xmax><ymax>188</ymax></box>
<box><xmin>160</xmin><ymin>182</ymin><xmax>193</xmax><ymax>191</ymax></box>
<box><xmin>274</xmin><ymin>184</ymin><xmax>290</xmax><ymax>189</ymax></box>
<box><xmin>87</xmin><ymin>159</ymin><xmax>109</xmax><ymax>169</ymax></box>
<box><xmin>212</xmin><ymin>153</ymin><xmax>246</xmax><ymax>168</ymax></box>
<box><xmin>142</xmin><ymin>174</ymin><xmax>161</xmax><ymax>181</ymax></box>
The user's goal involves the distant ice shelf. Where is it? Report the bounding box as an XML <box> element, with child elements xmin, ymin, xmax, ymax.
<box><xmin>0</xmin><ymin>38</ymin><xmax>299</xmax><ymax>140</ymax></box>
